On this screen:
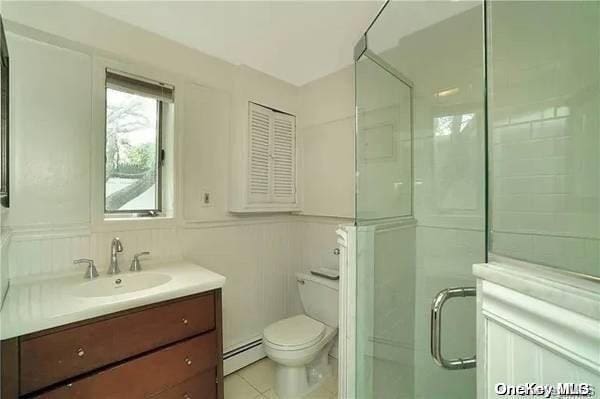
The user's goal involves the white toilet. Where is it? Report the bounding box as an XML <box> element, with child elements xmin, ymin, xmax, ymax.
<box><xmin>263</xmin><ymin>271</ymin><xmax>338</xmax><ymax>399</ymax></box>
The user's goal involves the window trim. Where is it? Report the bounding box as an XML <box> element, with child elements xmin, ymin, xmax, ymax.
<box><xmin>103</xmin><ymin>81</ymin><xmax>165</xmax><ymax>217</ymax></box>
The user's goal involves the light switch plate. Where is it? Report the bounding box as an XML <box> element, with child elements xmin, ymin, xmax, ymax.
<box><xmin>201</xmin><ymin>190</ymin><xmax>213</xmax><ymax>207</ymax></box>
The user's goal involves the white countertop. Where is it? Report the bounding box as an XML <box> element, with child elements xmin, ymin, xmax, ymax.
<box><xmin>0</xmin><ymin>261</ymin><xmax>226</xmax><ymax>340</ymax></box>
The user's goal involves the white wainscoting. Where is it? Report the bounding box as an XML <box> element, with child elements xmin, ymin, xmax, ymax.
<box><xmin>0</xmin><ymin>229</ymin><xmax>11</xmax><ymax>306</ymax></box>
<box><xmin>8</xmin><ymin>225</ymin><xmax>181</xmax><ymax>280</ymax></box>
<box><xmin>181</xmin><ymin>219</ymin><xmax>296</xmax><ymax>357</ymax></box>
<box><xmin>474</xmin><ymin>258</ymin><xmax>600</xmax><ymax>399</ymax></box>
<box><xmin>182</xmin><ymin>216</ymin><xmax>348</xmax><ymax>374</ymax></box>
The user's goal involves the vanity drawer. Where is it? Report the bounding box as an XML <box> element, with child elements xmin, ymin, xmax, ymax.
<box><xmin>151</xmin><ymin>369</ymin><xmax>217</xmax><ymax>399</ymax></box>
<box><xmin>34</xmin><ymin>331</ymin><xmax>217</xmax><ymax>399</ymax></box>
<box><xmin>21</xmin><ymin>292</ymin><xmax>215</xmax><ymax>394</ymax></box>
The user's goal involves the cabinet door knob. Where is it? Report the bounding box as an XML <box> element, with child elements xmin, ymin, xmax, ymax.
<box><xmin>182</xmin><ymin>318</ymin><xmax>189</xmax><ymax>325</ymax></box>
<box><xmin>76</xmin><ymin>348</ymin><xmax>85</xmax><ymax>357</ymax></box>
<box><xmin>183</xmin><ymin>394</ymin><xmax>191</xmax><ymax>399</ymax></box>
<box><xmin>184</xmin><ymin>357</ymin><xmax>192</xmax><ymax>366</ymax></box>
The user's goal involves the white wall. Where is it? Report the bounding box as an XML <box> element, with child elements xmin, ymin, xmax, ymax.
<box><xmin>8</xmin><ymin>33</ymin><xmax>91</xmax><ymax>228</ymax></box>
<box><xmin>181</xmin><ymin>82</ymin><xmax>232</xmax><ymax>222</ymax></box>
<box><xmin>298</xmin><ymin>66</ymin><xmax>354</xmax><ymax>219</ymax></box>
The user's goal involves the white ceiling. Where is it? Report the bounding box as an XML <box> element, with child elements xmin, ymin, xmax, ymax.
<box><xmin>80</xmin><ymin>1</ymin><xmax>384</xmax><ymax>86</ymax></box>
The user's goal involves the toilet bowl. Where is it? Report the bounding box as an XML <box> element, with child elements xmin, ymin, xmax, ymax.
<box><xmin>263</xmin><ymin>271</ymin><xmax>338</xmax><ymax>399</ymax></box>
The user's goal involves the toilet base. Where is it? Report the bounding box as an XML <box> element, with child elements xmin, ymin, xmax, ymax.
<box><xmin>274</xmin><ymin>341</ymin><xmax>334</xmax><ymax>399</ymax></box>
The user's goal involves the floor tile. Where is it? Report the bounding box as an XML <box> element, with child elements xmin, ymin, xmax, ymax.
<box><xmin>305</xmin><ymin>383</ymin><xmax>336</xmax><ymax>399</ymax></box>
<box><xmin>233</xmin><ymin>357</ymin><xmax>339</xmax><ymax>398</ymax></box>
<box><xmin>261</xmin><ymin>389</ymin><xmax>279</xmax><ymax>399</ymax></box>
<box><xmin>237</xmin><ymin>358</ymin><xmax>277</xmax><ymax>393</ymax></box>
<box><xmin>225</xmin><ymin>374</ymin><xmax>262</xmax><ymax>399</ymax></box>
<box><xmin>322</xmin><ymin>373</ymin><xmax>338</xmax><ymax>394</ymax></box>
<box><xmin>261</xmin><ymin>380</ymin><xmax>335</xmax><ymax>399</ymax></box>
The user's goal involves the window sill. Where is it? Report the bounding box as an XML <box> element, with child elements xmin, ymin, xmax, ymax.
<box><xmin>104</xmin><ymin>214</ymin><xmax>172</xmax><ymax>221</ymax></box>
<box><xmin>95</xmin><ymin>214</ymin><xmax>177</xmax><ymax>232</ymax></box>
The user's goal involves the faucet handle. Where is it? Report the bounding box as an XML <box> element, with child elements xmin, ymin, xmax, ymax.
<box><xmin>130</xmin><ymin>252</ymin><xmax>150</xmax><ymax>272</ymax></box>
<box><xmin>74</xmin><ymin>259</ymin><xmax>99</xmax><ymax>280</ymax></box>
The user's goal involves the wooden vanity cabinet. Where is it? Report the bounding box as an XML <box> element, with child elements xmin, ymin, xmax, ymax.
<box><xmin>1</xmin><ymin>289</ymin><xmax>224</xmax><ymax>399</ymax></box>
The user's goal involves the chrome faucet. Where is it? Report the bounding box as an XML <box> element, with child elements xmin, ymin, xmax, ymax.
<box><xmin>130</xmin><ymin>251</ymin><xmax>150</xmax><ymax>272</ymax></box>
<box><xmin>109</xmin><ymin>237</ymin><xmax>123</xmax><ymax>275</ymax></box>
<box><xmin>74</xmin><ymin>258</ymin><xmax>99</xmax><ymax>280</ymax></box>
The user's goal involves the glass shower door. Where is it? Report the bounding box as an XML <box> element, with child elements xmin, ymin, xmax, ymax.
<box><xmin>354</xmin><ymin>1</ymin><xmax>486</xmax><ymax>398</ymax></box>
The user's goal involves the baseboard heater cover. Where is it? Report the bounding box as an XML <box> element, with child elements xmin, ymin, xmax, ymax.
<box><xmin>223</xmin><ymin>338</ymin><xmax>265</xmax><ymax>375</ymax></box>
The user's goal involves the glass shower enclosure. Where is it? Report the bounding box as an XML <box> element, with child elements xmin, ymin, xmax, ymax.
<box><xmin>353</xmin><ymin>1</ymin><xmax>485</xmax><ymax>398</ymax></box>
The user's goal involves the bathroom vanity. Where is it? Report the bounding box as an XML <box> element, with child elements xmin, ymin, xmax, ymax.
<box><xmin>0</xmin><ymin>262</ymin><xmax>226</xmax><ymax>399</ymax></box>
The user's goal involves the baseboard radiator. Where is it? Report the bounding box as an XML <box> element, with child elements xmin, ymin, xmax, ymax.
<box><xmin>223</xmin><ymin>338</ymin><xmax>266</xmax><ymax>375</ymax></box>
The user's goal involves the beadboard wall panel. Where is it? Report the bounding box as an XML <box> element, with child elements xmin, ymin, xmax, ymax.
<box><xmin>181</xmin><ymin>221</ymin><xmax>296</xmax><ymax>353</ymax></box>
<box><xmin>0</xmin><ymin>230</ymin><xmax>11</xmax><ymax>306</ymax></box>
<box><xmin>475</xmin><ymin>261</ymin><xmax>600</xmax><ymax>399</ymax></box>
<box><xmin>8</xmin><ymin>227</ymin><xmax>181</xmax><ymax>280</ymax></box>
<box><xmin>181</xmin><ymin>217</ymin><xmax>347</xmax><ymax>358</ymax></box>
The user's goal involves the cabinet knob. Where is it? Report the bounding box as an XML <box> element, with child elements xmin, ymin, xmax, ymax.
<box><xmin>184</xmin><ymin>357</ymin><xmax>192</xmax><ymax>366</ymax></box>
<box><xmin>182</xmin><ymin>318</ymin><xmax>189</xmax><ymax>325</ymax></box>
<box><xmin>183</xmin><ymin>394</ymin><xmax>191</xmax><ymax>399</ymax></box>
<box><xmin>76</xmin><ymin>348</ymin><xmax>85</xmax><ymax>357</ymax></box>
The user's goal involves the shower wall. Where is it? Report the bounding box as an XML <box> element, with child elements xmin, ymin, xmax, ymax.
<box><xmin>356</xmin><ymin>3</ymin><xmax>485</xmax><ymax>399</ymax></box>
<box><xmin>488</xmin><ymin>1</ymin><xmax>600</xmax><ymax>278</ymax></box>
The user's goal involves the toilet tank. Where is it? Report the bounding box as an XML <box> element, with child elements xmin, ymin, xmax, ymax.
<box><xmin>296</xmin><ymin>272</ymin><xmax>338</xmax><ymax>327</ymax></box>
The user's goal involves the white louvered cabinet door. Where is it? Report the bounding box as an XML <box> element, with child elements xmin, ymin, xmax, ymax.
<box><xmin>239</xmin><ymin>102</ymin><xmax>298</xmax><ymax>212</ymax></box>
<box><xmin>271</xmin><ymin>111</ymin><xmax>296</xmax><ymax>203</ymax></box>
<box><xmin>247</xmin><ymin>102</ymin><xmax>272</xmax><ymax>204</ymax></box>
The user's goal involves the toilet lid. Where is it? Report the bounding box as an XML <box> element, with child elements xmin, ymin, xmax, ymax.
<box><xmin>264</xmin><ymin>315</ymin><xmax>325</xmax><ymax>349</ymax></box>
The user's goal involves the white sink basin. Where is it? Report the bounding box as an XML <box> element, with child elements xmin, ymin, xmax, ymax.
<box><xmin>71</xmin><ymin>272</ymin><xmax>172</xmax><ymax>298</ymax></box>
<box><xmin>2</xmin><ymin>262</ymin><xmax>226</xmax><ymax>339</ymax></box>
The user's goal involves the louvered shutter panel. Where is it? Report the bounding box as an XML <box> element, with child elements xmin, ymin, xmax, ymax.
<box><xmin>248</xmin><ymin>103</ymin><xmax>272</xmax><ymax>203</ymax></box>
<box><xmin>272</xmin><ymin>111</ymin><xmax>296</xmax><ymax>203</ymax></box>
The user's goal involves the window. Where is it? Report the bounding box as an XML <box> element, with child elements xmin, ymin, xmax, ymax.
<box><xmin>104</xmin><ymin>70</ymin><xmax>174</xmax><ymax>216</ymax></box>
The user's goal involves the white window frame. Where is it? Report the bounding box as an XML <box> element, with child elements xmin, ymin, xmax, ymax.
<box><xmin>91</xmin><ymin>58</ymin><xmax>180</xmax><ymax>229</ymax></box>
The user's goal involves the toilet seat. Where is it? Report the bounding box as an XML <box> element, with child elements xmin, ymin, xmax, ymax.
<box><xmin>264</xmin><ymin>315</ymin><xmax>325</xmax><ymax>350</ymax></box>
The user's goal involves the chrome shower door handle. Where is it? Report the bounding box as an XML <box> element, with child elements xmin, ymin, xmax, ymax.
<box><xmin>430</xmin><ymin>286</ymin><xmax>476</xmax><ymax>370</ymax></box>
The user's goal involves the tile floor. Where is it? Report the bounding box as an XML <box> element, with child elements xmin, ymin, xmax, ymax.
<box><xmin>224</xmin><ymin>358</ymin><xmax>338</xmax><ymax>399</ymax></box>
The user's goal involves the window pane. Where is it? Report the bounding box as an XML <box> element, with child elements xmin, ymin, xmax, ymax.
<box><xmin>105</xmin><ymin>88</ymin><xmax>159</xmax><ymax>212</ymax></box>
